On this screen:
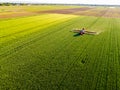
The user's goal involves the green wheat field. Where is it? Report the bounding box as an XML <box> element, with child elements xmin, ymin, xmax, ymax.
<box><xmin>0</xmin><ymin>5</ymin><xmax>120</xmax><ymax>90</ymax></box>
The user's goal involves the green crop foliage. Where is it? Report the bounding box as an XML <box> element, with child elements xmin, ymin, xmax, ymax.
<box><xmin>0</xmin><ymin>5</ymin><xmax>120</xmax><ymax>90</ymax></box>
<box><xmin>0</xmin><ymin>5</ymin><xmax>81</xmax><ymax>13</ymax></box>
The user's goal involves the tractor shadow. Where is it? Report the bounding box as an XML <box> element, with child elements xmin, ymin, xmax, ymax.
<box><xmin>73</xmin><ymin>33</ymin><xmax>81</xmax><ymax>37</ymax></box>
<box><xmin>73</xmin><ymin>33</ymin><xmax>97</xmax><ymax>37</ymax></box>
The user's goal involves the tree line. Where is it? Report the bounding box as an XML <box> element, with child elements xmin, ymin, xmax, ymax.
<box><xmin>0</xmin><ymin>3</ymin><xmax>120</xmax><ymax>7</ymax></box>
<box><xmin>0</xmin><ymin>3</ymin><xmax>28</xmax><ymax>6</ymax></box>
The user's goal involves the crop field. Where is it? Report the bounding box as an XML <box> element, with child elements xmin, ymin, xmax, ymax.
<box><xmin>0</xmin><ymin>5</ymin><xmax>120</xmax><ymax>90</ymax></box>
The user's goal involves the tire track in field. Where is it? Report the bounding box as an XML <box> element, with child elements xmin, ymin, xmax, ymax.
<box><xmin>115</xmin><ymin>19</ymin><xmax>120</xmax><ymax>66</ymax></box>
<box><xmin>56</xmin><ymin>10</ymin><xmax>109</xmax><ymax>89</ymax></box>
<box><xmin>0</xmin><ymin>15</ymin><xmax>78</xmax><ymax>51</ymax></box>
<box><xmin>56</xmin><ymin>35</ymin><xmax>93</xmax><ymax>90</ymax></box>
<box><xmin>0</xmin><ymin>16</ymin><xmax>87</xmax><ymax>90</ymax></box>
<box><xmin>78</xmin><ymin>10</ymin><xmax>109</xmax><ymax>86</ymax></box>
<box><xmin>0</xmin><ymin>17</ymin><xmax>73</xmax><ymax>58</ymax></box>
<box><xmin>0</xmin><ymin>8</ymin><xmax>107</xmax><ymax>38</ymax></box>
<box><xmin>105</xmin><ymin>17</ymin><xmax>120</xmax><ymax>90</ymax></box>
<box><xmin>0</xmin><ymin>14</ymin><xmax>105</xmax><ymax>88</ymax></box>
<box><xmin>0</xmin><ymin>15</ymin><xmax>105</xmax><ymax>89</ymax></box>
<box><xmin>43</xmin><ymin>10</ymin><xmax>109</xmax><ymax>88</ymax></box>
<box><xmin>108</xmin><ymin>20</ymin><xmax>115</xmax><ymax>90</ymax></box>
<box><xmin>107</xmin><ymin>20</ymin><xmax>115</xmax><ymax>90</ymax></box>
<box><xmin>0</xmin><ymin>16</ymin><xmax>85</xmax><ymax>60</ymax></box>
<box><xmin>87</xmin><ymin>18</ymin><xmax>112</xmax><ymax>90</ymax></box>
<box><xmin>112</xmin><ymin>19</ymin><xmax>118</xmax><ymax>90</ymax></box>
<box><xmin>56</xmin><ymin>35</ymin><xmax>94</xmax><ymax>89</ymax></box>
<box><xmin>56</xmin><ymin>16</ymin><xmax>105</xmax><ymax>89</ymax></box>
<box><xmin>0</xmin><ymin>15</ymin><xmax>68</xmax><ymax>38</ymax></box>
<box><xmin>80</xmin><ymin>37</ymin><xmax>102</xmax><ymax>90</ymax></box>
<box><xmin>39</xmin><ymin>15</ymin><xmax>102</xmax><ymax>83</ymax></box>
<box><xmin>89</xmin><ymin>19</ymin><xmax>110</xmax><ymax>90</ymax></box>
<box><xmin>0</xmin><ymin>17</ymin><xmax>85</xmax><ymax>89</ymax></box>
<box><xmin>91</xmin><ymin>31</ymin><xmax>109</xmax><ymax>89</ymax></box>
<box><xmin>103</xmin><ymin>21</ymin><xmax>111</xmax><ymax>90</ymax></box>
<box><xmin>115</xmin><ymin>19</ymin><xmax>120</xmax><ymax>90</ymax></box>
<box><xmin>0</xmin><ymin>16</ymin><xmax>72</xmax><ymax>53</ymax></box>
<box><xmin>107</xmin><ymin>19</ymin><xmax>119</xmax><ymax>90</ymax></box>
<box><xmin>24</xmin><ymin>16</ymin><xmax>91</xmax><ymax>90</ymax></box>
<box><xmin>80</xmin><ymin>35</ymin><xmax>104</xmax><ymax>90</ymax></box>
<box><xmin>101</xmin><ymin>11</ymin><xmax>118</xmax><ymax>90</ymax></box>
<box><xmin>103</xmin><ymin>19</ymin><xmax>115</xmax><ymax>90</ymax></box>
<box><xmin>86</xmin><ymin>8</ymin><xmax>108</xmax><ymax>29</ymax></box>
<box><xmin>83</xmin><ymin>18</ymin><xmax>110</xmax><ymax>90</ymax></box>
<box><xmin>0</xmin><ymin>18</ymin><xmax>60</xmax><ymax>38</ymax></box>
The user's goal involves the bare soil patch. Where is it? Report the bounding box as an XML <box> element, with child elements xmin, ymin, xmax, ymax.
<box><xmin>39</xmin><ymin>7</ymin><xmax>120</xmax><ymax>18</ymax></box>
<box><xmin>40</xmin><ymin>7</ymin><xmax>93</xmax><ymax>14</ymax></box>
<box><xmin>1</xmin><ymin>7</ymin><xmax>120</xmax><ymax>19</ymax></box>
